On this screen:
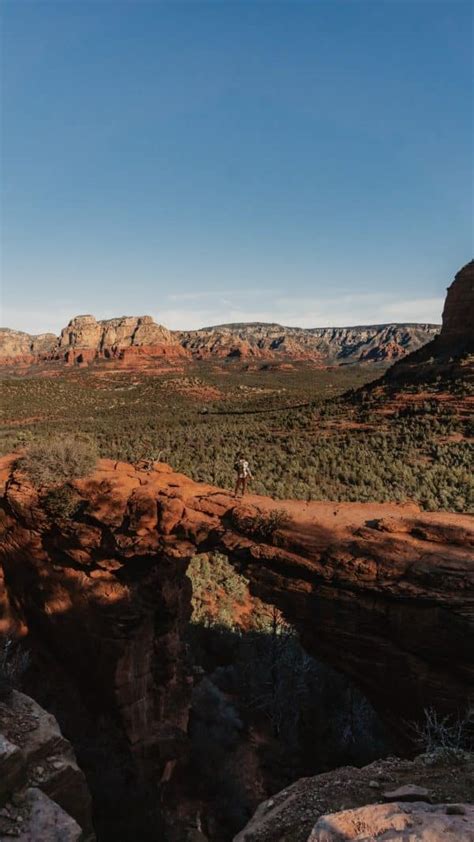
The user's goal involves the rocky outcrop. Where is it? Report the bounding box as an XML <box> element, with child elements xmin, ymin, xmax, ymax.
<box><xmin>0</xmin><ymin>330</ymin><xmax>57</xmax><ymax>366</ymax></box>
<box><xmin>57</xmin><ymin>314</ymin><xmax>189</xmax><ymax>366</ymax></box>
<box><xmin>178</xmin><ymin>323</ymin><xmax>438</xmax><ymax>364</ymax></box>
<box><xmin>441</xmin><ymin>260</ymin><xmax>474</xmax><ymax>344</ymax></box>
<box><xmin>0</xmin><ymin>315</ymin><xmax>188</xmax><ymax>369</ymax></box>
<box><xmin>0</xmin><ymin>689</ymin><xmax>94</xmax><ymax>840</ymax></box>
<box><xmin>235</xmin><ymin>751</ymin><xmax>474</xmax><ymax>842</ymax></box>
<box><xmin>58</xmin><ymin>314</ymin><xmax>179</xmax><ymax>353</ymax></box>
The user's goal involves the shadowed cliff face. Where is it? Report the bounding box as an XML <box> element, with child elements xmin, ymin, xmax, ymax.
<box><xmin>0</xmin><ymin>457</ymin><xmax>193</xmax><ymax>840</ymax></box>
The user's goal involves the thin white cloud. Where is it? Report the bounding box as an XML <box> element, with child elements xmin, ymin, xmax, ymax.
<box><xmin>156</xmin><ymin>293</ymin><xmax>444</xmax><ymax>330</ymax></box>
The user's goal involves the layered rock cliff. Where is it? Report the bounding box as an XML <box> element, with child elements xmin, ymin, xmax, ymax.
<box><xmin>178</xmin><ymin>322</ymin><xmax>438</xmax><ymax>363</ymax></box>
<box><xmin>0</xmin><ymin>329</ymin><xmax>57</xmax><ymax>364</ymax></box>
<box><xmin>0</xmin><ymin>315</ymin><xmax>187</xmax><ymax>368</ymax></box>
<box><xmin>57</xmin><ymin>314</ymin><xmax>184</xmax><ymax>360</ymax></box>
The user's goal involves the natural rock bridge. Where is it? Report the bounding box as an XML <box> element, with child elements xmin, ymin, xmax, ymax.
<box><xmin>1</xmin><ymin>456</ymin><xmax>473</xmax><ymax>836</ymax></box>
<box><xmin>2</xmin><ymin>456</ymin><xmax>473</xmax><ymax>721</ymax></box>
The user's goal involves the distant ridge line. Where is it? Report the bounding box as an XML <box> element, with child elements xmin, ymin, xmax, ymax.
<box><xmin>197</xmin><ymin>321</ymin><xmax>441</xmax><ymax>332</ymax></box>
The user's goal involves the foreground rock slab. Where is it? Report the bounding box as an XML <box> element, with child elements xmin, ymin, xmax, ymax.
<box><xmin>308</xmin><ymin>801</ymin><xmax>474</xmax><ymax>842</ymax></box>
<box><xmin>234</xmin><ymin>752</ymin><xmax>474</xmax><ymax>842</ymax></box>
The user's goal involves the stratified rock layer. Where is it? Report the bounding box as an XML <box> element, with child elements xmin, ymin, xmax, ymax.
<box><xmin>0</xmin><ymin>315</ymin><xmax>187</xmax><ymax>368</ymax></box>
<box><xmin>58</xmin><ymin>314</ymin><xmax>178</xmax><ymax>353</ymax></box>
<box><xmin>178</xmin><ymin>323</ymin><xmax>438</xmax><ymax>363</ymax></box>
<box><xmin>0</xmin><ymin>330</ymin><xmax>57</xmax><ymax>367</ymax></box>
<box><xmin>2</xmin><ymin>261</ymin><xmax>472</xmax><ymax>371</ymax></box>
<box><xmin>0</xmin><ymin>317</ymin><xmax>439</xmax><ymax>368</ymax></box>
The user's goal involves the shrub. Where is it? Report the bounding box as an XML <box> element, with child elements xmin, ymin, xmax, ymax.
<box><xmin>42</xmin><ymin>484</ymin><xmax>82</xmax><ymax>519</ymax></box>
<box><xmin>251</xmin><ymin>508</ymin><xmax>290</xmax><ymax>540</ymax></box>
<box><xmin>19</xmin><ymin>435</ymin><xmax>98</xmax><ymax>487</ymax></box>
<box><xmin>410</xmin><ymin>706</ymin><xmax>474</xmax><ymax>752</ymax></box>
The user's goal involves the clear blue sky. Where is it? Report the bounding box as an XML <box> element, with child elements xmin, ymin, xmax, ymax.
<box><xmin>1</xmin><ymin>0</ymin><xmax>472</xmax><ymax>333</ymax></box>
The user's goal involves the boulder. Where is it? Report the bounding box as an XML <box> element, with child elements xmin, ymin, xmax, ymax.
<box><xmin>308</xmin><ymin>801</ymin><xmax>474</xmax><ymax>842</ymax></box>
<box><xmin>0</xmin><ymin>691</ymin><xmax>94</xmax><ymax>839</ymax></box>
<box><xmin>383</xmin><ymin>784</ymin><xmax>431</xmax><ymax>802</ymax></box>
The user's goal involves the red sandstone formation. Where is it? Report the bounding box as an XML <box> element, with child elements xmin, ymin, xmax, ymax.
<box><xmin>178</xmin><ymin>322</ymin><xmax>438</xmax><ymax>364</ymax></box>
<box><xmin>441</xmin><ymin>259</ymin><xmax>474</xmax><ymax>343</ymax></box>
<box><xmin>0</xmin><ymin>329</ymin><xmax>57</xmax><ymax>359</ymax></box>
<box><xmin>0</xmin><ymin>318</ymin><xmax>438</xmax><ymax>371</ymax></box>
<box><xmin>0</xmin><ymin>315</ymin><xmax>188</xmax><ymax>370</ymax></box>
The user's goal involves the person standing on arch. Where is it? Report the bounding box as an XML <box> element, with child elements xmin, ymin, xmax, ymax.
<box><xmin>234</xmin><ymin>452</ymin><xmax>253</xmax><ymax>498</ymax></box>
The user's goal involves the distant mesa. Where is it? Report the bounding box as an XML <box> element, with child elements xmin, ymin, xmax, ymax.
<box><xmin>0</xmin><ymin>315</ymin><xmax>444</xmax><ymax>372</ymax></box>
<box><xmin>178</xmin><ymin>321</ymin><xmax>439</xmax><ymax>365</ymax></box>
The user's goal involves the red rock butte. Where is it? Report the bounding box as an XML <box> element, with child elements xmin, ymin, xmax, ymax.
<box><xmin>381</xmin><ymin>259</ymin><xmax>473</xmax><ymax>389</ymax></box>
<box><xmin>441</xmin><ymin>259</ymin><xmax>474</xmax><ymax>342</ymax></box>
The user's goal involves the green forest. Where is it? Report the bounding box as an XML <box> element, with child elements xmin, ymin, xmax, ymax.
<box><xmin>2</xmin><ymin>361</ymin><xmax>473</xmax><ymax>512</ymax></box>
